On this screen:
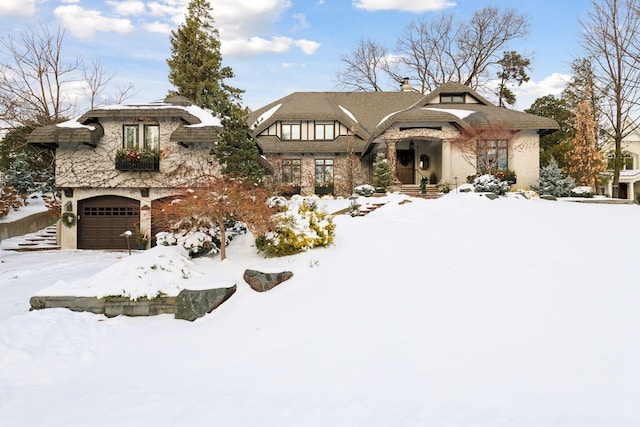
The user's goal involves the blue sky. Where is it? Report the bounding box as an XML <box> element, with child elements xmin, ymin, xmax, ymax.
<box><xmin>0</xmin><ymin>0</ymin><xmax>594</xmax><ymax>112</ymax></box>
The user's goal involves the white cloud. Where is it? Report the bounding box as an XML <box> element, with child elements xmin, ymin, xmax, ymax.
<box><xmin>291</xmin><ymin>13</ymin><xmax>309</xmax><ymax>32</ymax></box>
<box><xmin>54</xmin><ymin>5</ymin><xmax>135</xmax><ymax>38</ymax></box>
<box><xmin>0</xmin><ymin>0</ymin><xmax>36</xmax><ymax>17</ymax></box>
<box><xmin>353</xmin><ymin>0</ymin><xmax>456</xmax><ymax>13</ymax></box>
<box><xmin>294</xmin><ymin>39</ymin><xmax>321</xmax><ymax>55</ymax></box>
<box><xmin>107</xmin><ymin>1</ymin><xmax>146</xmax><ymax>16</ymax></box>
<box><xmin>143</xmin><ymin>21</ymin><xmax>173</xmax><ymax>34</ymax></box>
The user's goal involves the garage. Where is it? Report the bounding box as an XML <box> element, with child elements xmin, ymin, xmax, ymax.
<box><xmin>78</xmin><ymin>196</ymin><xmax>140</xmax><ymax>249</ymax></box>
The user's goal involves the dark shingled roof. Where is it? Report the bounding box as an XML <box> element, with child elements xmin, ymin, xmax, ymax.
<box><xmin>248</xmin><ymin>83</ymin><xmax>559</xmax><ymax>155</ymax></box>
<box><xmin>28</xmin><ymin>97</ymin><xmax>221</xmax><ymax>147</ymax></box>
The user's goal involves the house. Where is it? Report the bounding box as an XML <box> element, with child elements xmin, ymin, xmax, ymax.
<box><xmin>28</xmin><ymin>96</ymin><xmax>223</xmax><ymax>250</ymax></box>
<box><xmin>600</xmin><ymin>123</ymin><xmax>640</xmax><ymax>200</ymax></box>
<box><xmin>248</xmin><ymin>82</ymin><xmax>559</xmax><ymax>197</ymax></box>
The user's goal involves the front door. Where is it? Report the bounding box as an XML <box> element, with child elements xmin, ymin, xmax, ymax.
<box><xmin>619</xmin><ymin>183</ymin><xmax>628</xmax><ymax>199</ymax></box>
<box><xmin>396</xmin><ymin>149</ymin><xmax>415</xmax><ymax>184</ymax></box>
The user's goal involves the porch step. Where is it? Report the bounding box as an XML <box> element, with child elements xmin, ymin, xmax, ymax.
<box><xmin>358</xmin><ymin>202</ymin><xmax>387</xmax><ymax>216</ymax></box>
<box><xmin>401</xmin><ymin>184</ymin><xmax>440</xmax><ymax>199</ymax></box>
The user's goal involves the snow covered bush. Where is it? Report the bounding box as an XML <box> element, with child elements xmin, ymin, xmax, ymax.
<box><xmin>571</xmin><ymin>186</ymin><xmax>595</xmax><ymax>198</ymax></box>
<box><xmin>354</xmin><ymin>184</ymin><xmax>375</xmax><ymax>197</ymax></box>
<box><xmin>473</xmin><ymin>174</ymin><xmax>510</xmax><ymax>195</ymax></box>
<box><xmin>256</xmin><ymin>198</ymin><xmax>336</xmax><ymax>257</ymax></box>
<box><xmin>156</xmin><ymin>216</ymin><xmax>247</xmax><ymax>258</ymax></box>
<box><xmin>532</xmin><ymin>159</ymin><xmax>575</xmax><ymax>197</ymax></box>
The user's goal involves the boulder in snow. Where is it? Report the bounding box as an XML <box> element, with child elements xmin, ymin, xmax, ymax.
<box><xmin>175</xmin><ymin>286</ymin><xmax>237</xmax><ymax>321</ymax></box>
<box><xmin>243</xmin><ymin>269</ymin><xmax>293</xmax><ymax>292</ymax></box>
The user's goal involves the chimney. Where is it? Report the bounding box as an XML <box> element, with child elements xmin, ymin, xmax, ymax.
<box><xmin>400</xmin><ymin>77</ymin><xmax>412</xmax><ymax>92</ymax></box>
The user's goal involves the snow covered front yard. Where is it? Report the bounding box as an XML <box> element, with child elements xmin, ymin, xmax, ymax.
<box><xmin>0</xmin><ymin>192</ymin><xmax>639</xmax><ymax>426</ymax></box>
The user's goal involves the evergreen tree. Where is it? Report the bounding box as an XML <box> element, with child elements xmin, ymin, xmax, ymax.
<box><xmin>525</xmin><ymin>95</ymin><xmax>574</xmax><ymax>169</ymax></box>
<box><xmin>166</xmin><ymin>0</ymin><xmax>262</xmax><ymax>181</ymax></box>
<box><xmin>372</xmin><ymin>153</ymin><xmax>393</xmax><ymax>193</ymax></box>
<box><xmin>495</xmin><ymin>50</ymin><xmax>530</xmax><ymax>108</ymax></box>
<box><xmin>532</xmin><ymin>158</ymin><xmax>575</xmax><ymax>197</ymax></box>
<box><xmin>167</xmin><ymin>0</ymin><xmax>240</xmax><ymax>110</ymax></box>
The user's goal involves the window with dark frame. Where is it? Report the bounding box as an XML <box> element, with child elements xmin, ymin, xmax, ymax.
<box><xmin>477</xmin><ymin>140</ymin><xmax>508</xmax><ymax>173</ymax></box>
<box><xmin>314</xmin><ymin>158</ymin><xmax>334</xmax><ymax>185</ymax></box>
<box><xmin>282</xmin><ymin>158</ymin><xmax>301</xmax><ymax>184</ymax></box>
<box><xmin>281</xmin><ymin>122</ymin><xmax>301</xmax><ymax>140</ymax></box>
<box><xmin>315</xmin><ymin>122</ymin><xmax>334</xmax><ymax>140</ymax></box>
<box><xmin>440</xmin><ymin>93</ymin><xmax>465</xmax><ymax>103</ymax></box>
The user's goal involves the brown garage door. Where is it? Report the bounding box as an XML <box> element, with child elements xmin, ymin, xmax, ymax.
<box><xmin>78</xmin><ymin>196</ymin><xmax>140</xmax><ymax>249</ymax></box>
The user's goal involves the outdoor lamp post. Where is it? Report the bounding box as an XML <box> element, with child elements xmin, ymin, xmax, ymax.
<box><xmin>120</xmin><ymin>230</ymin><xmax>133</xmax><ymax>255</ymax></box>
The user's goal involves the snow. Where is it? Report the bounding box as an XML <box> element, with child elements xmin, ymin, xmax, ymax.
<box><xmin>424</xmin><ymin>107</ymin><xmax>475</xmax><ymax>119</ymax></box>
<box><xmin>251</xmin><ymin>103</ymin><xmax>282</xmax><ymax>129</ymax></box>
<box><xmin>55</xmin><ymin>118</ymin><xmax>96</xmax><ymax>130</ymax></box>
<box><xmin>339</xmin><ymin>105</ymin><xmax>358</xmax><ymax>124</ymax></box>
<box><xmin>1</xmin><ymin>192</ymin><xmax>639</xmax><ymax>427</ymax></box>
<box><xmin>0</xmin><ymin>194</ymin><xmax>48</xmax><ymax>223</ymax></box>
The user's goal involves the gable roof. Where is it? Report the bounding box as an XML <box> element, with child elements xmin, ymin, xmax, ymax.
<box><xmin>248</xmin><ymin>83</ymin><xmax>559</xmax><ymax>155</ymax></box>
<box><xmin>28</xmin><ymin>97</ymin><xmax>222</xmax><ymax>147</ymax></box>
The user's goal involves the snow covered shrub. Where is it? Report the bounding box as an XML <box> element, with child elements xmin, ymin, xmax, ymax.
<box><xmin>256</xmin><ymin>198</ymin><xmax>336</xmax><ymax>257</ymax></box>
<box><xmin>348</xmin><ymin>199</ymin><xmax>361</xmax><ymax>217</ymax></box>
<box><xmin>354</xmin><ymin>184</ymin><xmax>375</xmax><ymax>197</ymax></box>
<box><xmin>571</xmin><ymin>186</ymin><xmax>594</xmax><ymax>198</ymax></box>
<box><xmin>156</xmin><ymin>216</ymin><xmax>248</xmax><ymax>258</ymax></box>
<box><xmin>473</xmin><ymin>174</ymin><xmax>510</xmax><ymax>195</ymax></box>
<box><xmin>532</xmin><ymin>159</ymin><xmax>575</xmax><ymax>197</ymax></box>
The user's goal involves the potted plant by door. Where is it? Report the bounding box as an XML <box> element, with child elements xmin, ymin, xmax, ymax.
<box><xmin>135</xmin><ymin>228</ymin><xmax>148</xmax><ymax>250</ymax></box>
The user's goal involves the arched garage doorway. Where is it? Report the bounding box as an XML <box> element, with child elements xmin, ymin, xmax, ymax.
<box><xmin>78</xmin><ymin>196</ymin><xmax>140</xmax><ymax>249</ymax></box>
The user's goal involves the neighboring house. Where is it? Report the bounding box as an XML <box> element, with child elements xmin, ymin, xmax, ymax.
<box><xmin>600</xmin><ymin>123</ymin><xmax>640</xmax><ymax>200</ymax></box>
<box><xmin>248</xmin><ymin>82</ymin><xmax>558</xmax><ymax>197</ymax></box>
<box><xmin>28</xmin><ymin>96</ymin><xmax>223</xmax><ymax>250</ymax></box>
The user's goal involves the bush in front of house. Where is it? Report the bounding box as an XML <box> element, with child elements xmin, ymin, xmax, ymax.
<box><xmin>372</xmin><ymin>153</ymin><xmax>393</xmax><ymax>193</ymax></box>
<box><xmin>354</xmin><ymin>184</ymin><xmax>375</xmax><ymax>197</ymax></box>
<box><xmin>571</xmin><ymin>186</ymin><xmax>595</xmax><ymax>198</ymax></box>
<box><xmin>156</xmin><ymin>216</ymin><xmax>247</xmax><ymax>258</ymax></box>
<box><xmin>256</xmin><ymin>198</ymin><xmax>335</xmax><ymax>257</ymax></box>
<box><xmin>532</xmin><ymin>158</ymin><xmax>575</xmax><ymax>197</ymax></box>
<box><xmin>473</xmin><ymin>174</ymin><xmax>511</xmax><ymax>195</ymax></box>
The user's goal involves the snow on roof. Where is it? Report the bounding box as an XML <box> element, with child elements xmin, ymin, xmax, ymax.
<box><xmin>252</xmin><ymin>103</ymin><xmax>282</xmax><ymax>129</ymax></box>
<box><xmin>338</xmin><ymin>105</ymin><xmax>358</xmax><ymax>124</ymax></box>
<box><xmin>56</xmin><ymin>118</ymin><xmax>95</xmax><ymax>130</ymax></box>
<box><xmin>424</xmin><ymin>107</ymin><xmax>475</xmax><ymax>119</ymax></box>
<box><xmin>184</xmin><ymin>104</ymin><xmax>222</xmax><ymax>128</ymax></box>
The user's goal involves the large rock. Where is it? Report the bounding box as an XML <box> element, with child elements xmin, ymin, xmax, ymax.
<box><xmin>243</xmin><ymin>269</ymin><xmax>293</xmax><ymax>292</ymax></box>
<box><xmin>175</xmin><ymin>286</ymin><xmax>237</xmax><ymax>321</ymax></box>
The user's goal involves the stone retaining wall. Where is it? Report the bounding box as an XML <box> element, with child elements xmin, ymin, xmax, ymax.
<box><xmin>0</xmin><ymin>211</ymin><xmax>57</xmax><ymax>242</ymax></box>
<box><xmin>30</xmin><ymin>295</ymin><xmax>176</xmax><ymax>317</ymax></box>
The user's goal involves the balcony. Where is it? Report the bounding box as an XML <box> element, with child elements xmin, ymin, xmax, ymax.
<box><xmin>115</xmin><ymin>149</ymin><xmax>159</xmax><ymax>172</ymax></box>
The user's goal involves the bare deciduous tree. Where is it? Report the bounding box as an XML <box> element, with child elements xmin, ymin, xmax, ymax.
<box><xmin>336</xmin><ymin>39</ymin><xmax>390</xmax><ymax>92</ymax></box>
<box><xmin>0</xmin><ymin>24</ymin><xmax>80</xmax><ymax>128</ymax></box>
<box><xmin>579</xmin><ymin>0</ymin><xmax>640</xmax><ymax>197</ymax></box>
<box><xmin>396</xmin><ymin>7</ymin><xmax>530</xmax><ymax>93</ymax></box>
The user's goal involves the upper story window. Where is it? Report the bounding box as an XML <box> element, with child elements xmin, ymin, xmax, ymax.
<box><xmin>281</xmin><ymin>122</ymin><xmax>301</xmax><ymax>140</ymax></box>
<box><xmin>315</xmin><ymin>122</ymin><xmax>334</xmax><ymax>140</ymax></box>
<box><xmin>117</xmin><ymin>123</ymin><xmax>160</xmax><ymax>171</ymax></box>
<box><xmin>440</xmin><ymin>93</ymin><xmax>465</xmax><ymax>103</ymax></box>
<box><xmin>608</xmin><ymin>152</ymin><xmax>635</xmax><ymax>170</ymax></box>
<box><xmin>477</xmin><ymin>140</ymin><xmax>508</xmax><ymax>173</ymax></box>
<box><xmin>123</xmin><ymin>124</ymin><xmax>159</xmax><ymax>154</ymax></box>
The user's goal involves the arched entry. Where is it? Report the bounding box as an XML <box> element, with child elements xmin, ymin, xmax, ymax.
<box><xmin>78</xmin><ymin>196</ymin><xmax>140</xmax><ymax>249</ymax></box>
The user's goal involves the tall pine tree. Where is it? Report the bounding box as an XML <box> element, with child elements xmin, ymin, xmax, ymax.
<box><xmin>167</xmin><ymin>0</ymin><xmax>263</xmax><ymax>181</ymax></box>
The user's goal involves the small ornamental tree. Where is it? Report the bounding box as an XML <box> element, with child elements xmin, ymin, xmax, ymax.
<box><xmin>532</xmin><ymin>158</ymin><xmax>575</xmax><ymax>197</ymax></box>
<box><xmin>154</xmin><ymin>178</ymin><xmax>275</xmax><ymax>260</ymax></box>
<box><xmin>372</xmin><ymin>153</ymin><xmax>393</xmax><ymax>193</ymax></box>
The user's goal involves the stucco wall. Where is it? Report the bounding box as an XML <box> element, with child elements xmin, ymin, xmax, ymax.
<box><xmin>56</xmin><ymin>117</ymin><xmax>221</xmax><ymax>189</ymax></box>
